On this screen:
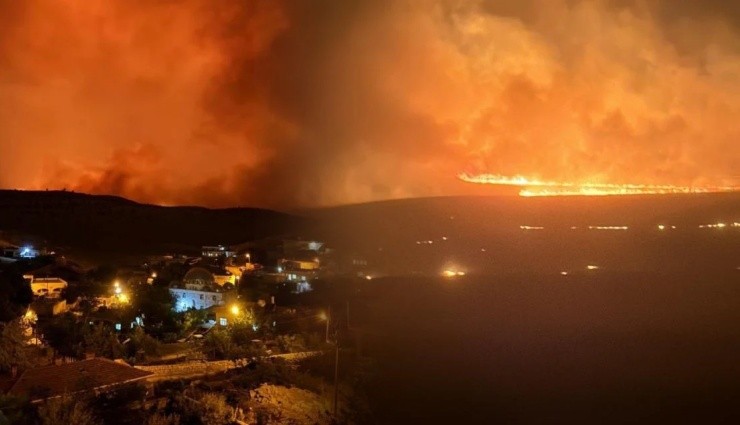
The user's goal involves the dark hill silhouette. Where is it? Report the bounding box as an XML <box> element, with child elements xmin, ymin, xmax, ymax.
<box><xmin>0</xmin><ymin>190</ymin><xmax>308</xmax><ymax>254</ymax></box>
<box><xmin>1</xmin><ymin>190</ymin><xmax>737</xmax><ymax>262</ymax></box>
<box><xmin>307</xmin><ymin>193</ymin><xmax>740</xmax><ymax>275</ymax></box>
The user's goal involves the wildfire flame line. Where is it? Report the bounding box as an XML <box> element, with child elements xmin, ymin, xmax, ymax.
<box><xmin>458</xmin><ymin>173</ymin><xmax>739</xmax><ymax>197</ymax></box>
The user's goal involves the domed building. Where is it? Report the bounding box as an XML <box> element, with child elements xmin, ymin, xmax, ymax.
<box><xmin>182</xmin><ymin>267</ymin><xmax>215</xmax><ymax>288</ymax></box>
<box><xmin>171</xmin><ymin>267</ymin><xmax>225</xmax><ymax>312</ymax></box>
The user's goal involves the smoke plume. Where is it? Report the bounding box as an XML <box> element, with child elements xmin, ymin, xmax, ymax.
<box><xmin>1</xmin><ymin>0</ymin><xmax>738</xmax><ymax>208</ymax></box>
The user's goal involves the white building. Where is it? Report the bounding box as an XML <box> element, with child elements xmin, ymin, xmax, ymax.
<box><xmin>170</xmin><ymin>287</ymin><xmax>225</xmax><ymax>312</ymax></box>
<box><xmin>201</xmin><ymin>245</ymin><xmax>235</xmax><ymax>258</ymax></box>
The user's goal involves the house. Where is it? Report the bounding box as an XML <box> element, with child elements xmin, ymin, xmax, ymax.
<box><xmin>0</xmin><ymin>243</ymin><xmax>39</xmax><ymax>260</ymax></box>
<box><xmin>279</xmin><ymin>259</ymin><xmax>320</xmax><ymax>271</ymax></box>
<box><xmin>183</xmin><ymin>266</ymin><xmax>236</xmax><ymax>288</ymax></box>
<box><xmin>213</xmin><ymin>270</ymin><xmax>237</xmax><ymax>286</ymax></box>
<box><xmin>29</xmin><ymin>277</ymin><xmax>68</xmax><ymax>298</ymax></box>
<box><xmin>201</xmin><ymin>245</ymin><xmax>235</xmax><ymax>258</ymax></box>
<box><xmin>170</xmin><ymin>279</ymin><xmax>225</xmax><ymax>312</ymax></box>
<box><xmin>1</xmin><ymin>242</ymin><xmax>18</xmax><ymax>259</ymax></box>
<box><xmin>5</xmin><ymin>358</ymin><xmax>153</xmax><ymax>403</ymax></box>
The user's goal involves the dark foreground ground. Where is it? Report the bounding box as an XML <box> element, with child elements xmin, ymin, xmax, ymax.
<box><xmin>354</xmin><ymin>269</ymin><xmax>740</xmax><ymax>424</ymax></box>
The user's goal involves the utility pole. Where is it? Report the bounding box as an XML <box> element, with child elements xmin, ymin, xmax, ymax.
<box><xmin>333</xmin><ymin>340</ymin><xmax>339</xmax><ymax>417</ymax></box>
<box><xmin>325</xmin><ymin>306</ymin><xmax>331</xmax><ymax>343</ymax></box>
<box><xmin>346</xmin><ymin>300</ymin><xmax>350</xmax><ymax>329</ymax></box>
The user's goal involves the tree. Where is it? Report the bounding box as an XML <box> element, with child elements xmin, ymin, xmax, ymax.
<box><xmin>84</xmin><ymin>324</ymin><xmax>124</xmax><ymax>359</ymax></box>
<box><xmin>85</xmin><ymin>265</ymin><xmax>118</xmax><ymax>286</ymax></box>
<box><xmin>202</xmin><ymin>328</ymin><xmax>233</xmax><ymax>360</ymax></box>
<box><xmin>37</xmin><ymin>397</ymin><xmax>99</xmax><ymax>425</ymax></box>
<box><xmin>132</xmin><ymin>285</ymin><xmax>179</xmax><ymax>338</ymax></box>
<box><xmin>0</xmin><ymin>320</ymin><xmax>30</xmax><ymax>373</ymax></box>
<box><xmin>38</xmin><ymin>313</ymin><xmax>86</xmax><ymax>359</ymax></box>
<box><xmin>126</xmin><ymin>327</ymin><xmax>161</xmax><ymax>359</ymax></box>
<box><xmin>0</xmin><ymin>271</ymin><xmax>32</xmax><ymax>322</ymax></box>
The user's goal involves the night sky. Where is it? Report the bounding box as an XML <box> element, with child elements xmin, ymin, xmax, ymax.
<box><xmin>1</xmin><ymin>0</ymin><xmax>738</xmax><ymax>208</ymax></box>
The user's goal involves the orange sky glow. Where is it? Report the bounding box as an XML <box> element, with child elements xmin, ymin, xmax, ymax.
<box><xmin>1</xmin><ymin>0</ymin><xmax>738</xmax><ymax>208</ymax></box>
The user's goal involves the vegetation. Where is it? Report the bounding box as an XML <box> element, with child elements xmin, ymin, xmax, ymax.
<box><xmin>0</xmin><ymin>271</ymin><xmax>32</xmax><ymax>322</ymax></box>
<box><xmin>144</xmin><ymin>413</ymin><xmax>180</xmax><ymax>425</ymax></box>
<box><xmin>0</xmin><ymin>320</ymin><xmax>31</xmax><ymax>373</ymax></box>
<box><xmin>37</xmin><ymin>397</ymin><xmax>99</xmax><ymax>425</ymax></box>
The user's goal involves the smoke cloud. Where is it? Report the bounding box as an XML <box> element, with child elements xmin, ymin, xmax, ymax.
<box><xmin>1</xmin><ymin>0</ymin><xmax>738</xmax><ymax>208</ymax></box>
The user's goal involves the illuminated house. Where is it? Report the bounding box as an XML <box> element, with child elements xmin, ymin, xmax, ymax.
<box><xmin>0</xmin><ymin>243</ymin><xmax>39</xmax><ymax>260</ymax></box>
<box><xmin>201</xmin><ymin>245</ymin><xmax>235</xmax><ymax>258</ymax></box>
<box><xmin>170</xmin><ymin>268</ymin><xmax>226</xmax><ymax>312</ymax></box>
<box><xmin>170</xmin><ymin>286</ymin><xmax>225</xmax><ymax>312</ymax></box>
<box><xmin>279</xmin><ymin>258</ymin><xmax>320</xmax><ymax>271</ymax></box>
<box><xmin>213</xmin><ymin>270</ymin><xmax>237</xmax><ymax>286</ymax></box>
<box><xmin>29</xmin><ymin>277</ymin><xmax>68</xmax><ymax>298</ymax></box>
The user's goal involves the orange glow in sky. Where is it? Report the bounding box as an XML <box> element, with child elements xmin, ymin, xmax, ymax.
<box><xmin>0</xmin><ymin>1</ymin><xmax>738</xmax><ymax>207</ymax></box>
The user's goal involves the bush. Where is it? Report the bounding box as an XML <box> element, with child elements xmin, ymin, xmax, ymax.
<box><xmin>145</xmin><ymin>412</ymin><xmax>181</xmax><ymax>425</ymax></box>
<box><xmin>37</xmin><ymin>397</ymin><xmax>99</xmax><ymax>425</ymax></box>
<box><xmin>198</xmin><ymin>393</ymin><xmax>231</xmax><ymax>425</ymax></box>
<box><xmin>126</xmin><ymin>327</ymin><xmax>161</xmax><ymax>359</ymax></box>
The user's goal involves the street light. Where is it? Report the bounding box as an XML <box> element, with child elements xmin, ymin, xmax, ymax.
<box><xmin>230</xmin><ymin>304</ymin><xmax>240</xmax><ymax>316</ymax></box>
<box><xmin>319</xmin><ymin>309</ymin><xmax>330</xmax><ymax>343</ymax></box>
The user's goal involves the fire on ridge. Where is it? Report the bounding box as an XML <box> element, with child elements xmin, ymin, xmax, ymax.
<box><xmin>458</xmin><ymin>173</ymin><xmax>740</xmax><ymax>197</ymax></box>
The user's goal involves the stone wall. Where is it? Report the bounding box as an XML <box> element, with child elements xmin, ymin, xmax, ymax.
<box><xmin>136</xmin><ymin>351</ymin><xmax>321</xmax><ymax>382</ymax></box>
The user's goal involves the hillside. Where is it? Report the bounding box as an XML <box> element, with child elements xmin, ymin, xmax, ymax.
<box><xmin>307</xmin><ymin>193</ymin><xmax>740</xmax><ymax>275</ymax></box>
<box><xmin>0</xmin><ymin>190</ymin><xmax>308</xmax><ymax>255</ymax></box>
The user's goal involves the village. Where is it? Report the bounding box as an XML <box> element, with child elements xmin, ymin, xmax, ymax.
<box><xmin>0</xmin><ymin>237</ymin><xmax>375</xmax><ymax>424</ymax></box>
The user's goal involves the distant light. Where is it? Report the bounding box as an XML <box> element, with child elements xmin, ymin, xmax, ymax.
<box><xmin>700</xmin><ymin>222</ymin><xmax>731</xmax><ymax>229</ymax></box>
<box><xmin>277</xmin><ymin>266</ymin><xmax>283</xmax><ymax>273</ymax></box>
<box><xmin>114</xmin><ymin>286</ymin><xmax>122</xmax><ymax>295</ymax></box>
<box><xmin>588</xmin><ymin>225</ymin><xmax>628</xmax><ymax>231</ymax></box>
<box><xmin>442</xmin><ymin>269</ymin><xmax>465</xmax><ymax>278</ymax></box>
<box><xmin>560</xmin><ymin>271</ymin><xmax>569</xmax><ymax>276</ymax></box>
<box><xmin>520</xmin><ymin>225</ymin><xmax>544</xmax><ymax>230</ymax></box>
<box><xmin>365</xmin><ymin>275</ymin><xmax>373</xmax><ymax>280</ymax></box>
<box><xmin>657</xmin><ymin>224</ymin><xmax>666</xmax><ymax>231</ymax></box>
<box><xmin>442</xmin><ymin>236</ymin><xmax>448</xmax><ymax>241</ymax></box>
<box><xmin>151</xmin><ymin>272</ymin><xmax>157</xmax><ymax>278</ymax></box>
<box><xmin>230</xmin><ymin>305</ymin><xmax>240</xmax><ymax>316</ymax></box>
<box><xmin>480</xmin><ymin>248</ymin><xmax>486</xmax><ymax>252</ymax></box>
<box><xmin>318</xmin><ymin>311</ymin><xmax>328</xmax><ymax>321</ymax></box>
<box><xmin>586</xmin><ymin>265</ymin><xmax>599</xmax><ymax>270</ymax></box>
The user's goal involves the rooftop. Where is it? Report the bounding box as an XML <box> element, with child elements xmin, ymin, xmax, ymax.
<box><xmin>7</xmin><ymin>358</ymin><xmax>153</xmax><ymax>402</ymax></box>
